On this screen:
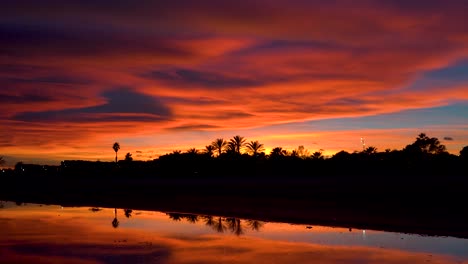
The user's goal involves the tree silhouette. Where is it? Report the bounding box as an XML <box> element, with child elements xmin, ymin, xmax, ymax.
<box><xmin>124</xmin><ymin>209</ymin><xmax>133</xmax><ymax>218</ymax></box>
<box><xmin>311</xmin><ymin>151</ymin><xmax>324</xmax><ymax>160</ymax></box>
<box><xmin>290</xmin><ymin>149</ymin><xmax>298</xmax><ymax>157</ymax></box>
<box><xmin>124</xmin><ymin>152</ymin><xmax>133</xmax><ymax>162</ymax></box>
<box><xmin>363</xmin><ymin>146</ymin><xmax>378</xmax><ymax>154</ymax></box>
<box><xmin>204</xmin><ymin>145</ymin><xmax>215</xmax><ymax>157</ymax></box>
<box><xmin>295</xmin><ymin>145</ymin><xmax>310</xmax><ymax>159</ymax></box>
<box><xmin>332</xmin><ymin>150</ymin><xmax>351</xmax><ymax>161</ymax></box>
<box><xmin>112</xmin><ymin>208</ymin><xmax>119</xmax><ymax>228</ymax></box>
<box><xmin>246</xmin><ymin>141</ymin><xmax>265</xmax><ymax>156</ymax></box>
<box><xmin>270</xmin><ymin>147</ymin><xmax>287</xmax><ymax>157</ymax></box>
<box><xmin>404</xmin><ymin>133</ymin><xmax>447</xmax><ymax>154</ymax></box>
<box><xmin>460</xmin><ymin>146</ymin><xmax>468</xmax><ymax>160</ymax></box>
<box><xmin>171</xmin><ymin>150</ymin><xmax>182</xmax><ymax>155</ymax></box>
<box><xmin>113</xmin><ymin>142</ymin><xmax>120</xmax><ymax>163</ymax></box>
<box><xmin>211</xmin><ymin>138</ymin><xmax>227</xmax><ymax>157</ymax></box>
<box><xmin>186</xmin><ymin>148</ymin><xmax>198</xmax><ymax>155</ymax></box>
<box><xmin>229</xmin><ymin>135</ymin><xmax>246</xmax><ymax>154</ymax></box>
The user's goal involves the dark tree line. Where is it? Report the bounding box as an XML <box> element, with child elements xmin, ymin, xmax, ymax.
<box><xmin>6</xmin><ymin>133</ymin><xmax>468</xmax><ymax>179</ymax></box>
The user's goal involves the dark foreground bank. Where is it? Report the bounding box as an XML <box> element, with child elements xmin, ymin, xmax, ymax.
<box><xmin>1</xmin><ymin>174</ymin><xmax>467</xmax><ymax>239</ymax></box>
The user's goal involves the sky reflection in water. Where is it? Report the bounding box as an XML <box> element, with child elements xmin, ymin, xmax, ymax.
<box><xmin>0</xmin><ymin>201</ymin><xmax>467</xmax><ymax>264</ymax></box>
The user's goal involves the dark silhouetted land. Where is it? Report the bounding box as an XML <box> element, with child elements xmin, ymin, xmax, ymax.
<box><xmin>1</xmin><ymin>134</ymin><xmax>467</xmax><ymax>238</ymax></box>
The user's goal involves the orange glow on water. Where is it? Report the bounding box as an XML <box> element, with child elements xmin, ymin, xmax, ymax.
<box><xmin>0</xmin><ymin>204</ymin><xmax>466</xmax><ymax>264</ymax></box>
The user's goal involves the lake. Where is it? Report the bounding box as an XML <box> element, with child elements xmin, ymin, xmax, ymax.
<box><xmin>1</xmin><ymin>201</ymin><xmax>467</xmax><ymax>263</ymax></box>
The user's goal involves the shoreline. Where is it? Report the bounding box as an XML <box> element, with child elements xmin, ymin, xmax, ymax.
<box><xmin>2</xmin><ymin>175</ymin><xmax>467</xmax><ymax>239</ymax></box>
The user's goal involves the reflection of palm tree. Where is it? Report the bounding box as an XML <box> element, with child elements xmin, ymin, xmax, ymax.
<box><xmin>185</xmin><ymin>214</ymin><xmax>198</xmax><ymax>223</ymax></box>
<box><xmin>167</xmin><ymin>213</ymin><xmax>183</xmax><ymax>221</ymax></box>
<box><xmin>211</xmin><ymin>138</ymin><xmax>227</xmax><ymax>157</ymax></box>
<box><xmin>168</xmin><ymin>213</ymin><xmax>198</xmax><ymax>223</ymax></box>
<box><xmin>113</xmin><ymin>142</ymin><xmax>120</xmax><ymax>163</ymax></box>
<box><xmin>246</xmin><ymin>141</ymin><xmax>264</xmax><ymax>156</ymax></box>
<box><xmin>213</xmin><ymin>217</ymin><xmax>227</xmax><ymax>233</ymax></box>
<box><xmin>229</xmin><ymin>135</ymin><xmax>246</xmax><ymax>154</ymax></box>
<box><xmin>203</xmin><ymin>216</ymin><xmax>215</xmax><ymax>227</ymax></box>
<box><xmin>246</xmin><ymin>220</ymin><xmax>264</xmax><ymax>231</ymax></box>
<box><xmin>112</xmin><ymin>208</ymin><xmax>119</xmax><ymax>228</ymax></box>
<box><xmin>166</xmin><ymin>214</ymin><xmax>257</xmax><ymax>236</ymax></box>
<box><xmin>226</xmin><ymin>218</ymin><xmax>244</xmax><ymax>236</ymax></box>
<box><xmin>124</xmin><ymin>209</ymin><xmax>133</xmax><ymax>218</ymax></box>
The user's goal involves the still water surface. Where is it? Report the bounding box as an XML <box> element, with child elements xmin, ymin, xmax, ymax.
<box><xmin>1</xmin><ymin>201</ymin><xmax>467</xmax><ymax>263</ymax></box>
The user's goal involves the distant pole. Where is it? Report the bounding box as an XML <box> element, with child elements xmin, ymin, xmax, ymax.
<box><xmin>361</xmin><ymin>138</ymin><xmax>366</xmax><ymax>151</ymax></box>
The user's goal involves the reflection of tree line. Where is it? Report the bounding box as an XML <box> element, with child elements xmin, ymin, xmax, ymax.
<box><xmin>2</xmin><ymin>205</ymin><xmax>262</xmax><ymax>236</ymax></box>
<box><xmin>103</xmin><ymin>208</ymin><xmax>264</xmax><ymax>234</ymax></box>
<box><xmin>167</xmin><ymin>213</ymin><xmax>264</xmax><ymax>236</ymax></box>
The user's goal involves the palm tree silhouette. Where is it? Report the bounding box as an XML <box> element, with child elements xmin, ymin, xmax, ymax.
<box><xmin>246</xmin><ymin>220</ymin><xmax>264</xmax><ymax>231</ymax></box>
<box><xmin>204</xmin><ymin>145</ymin><xmax>215</xmax><ymax>157</ymax></box>
<box><xmin>229</xmin><ymin>135</ymin><xmax>246</xmax><ymax>154</ymax></box>
<box><xmin>113</xmin><ymin>142</ymin><xmax>120</xmax><ymax>163</ymax></box>
<box><xmin>461</xmin><ymin>146</ymin><xmax>468</xmax><ymax>160</ymax></box>
<box><xmin>186</xmin><ymin>148</ymin><xmax>198</xmax><ymax>155</ymax></box>
<box><xmin>112</xmin><ymin>208</ymin><xmax>119</xmax><ymax>228</ymax></box>
<box><xmin>211</xmin><ymin>138</ymin><xmax>227</xmax><ymax>157</ymax></box>
<box><xmin>0</xmin><ymin>156</ymin><xmax>5</xmax><ymax>167</ymax></box>
<box><xmin>246</xmin><ymin>141</ymin><xmax>264</xmax><ymax>156</ymax></box>
<box><xmin>363</xmin><ymin>146</ymin><xmax>378</xmax><ymax>154</ymax></box>
<box><xmin>270</xmin><ymin>147</ymin><xmax>287</xmax><ymax>157</ymax></box>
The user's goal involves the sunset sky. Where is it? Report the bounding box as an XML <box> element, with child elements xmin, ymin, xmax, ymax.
<box><xmin>1</xmin><ymin>1</ymin><xmax>468</xmax><ymax>165</ymax></box>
